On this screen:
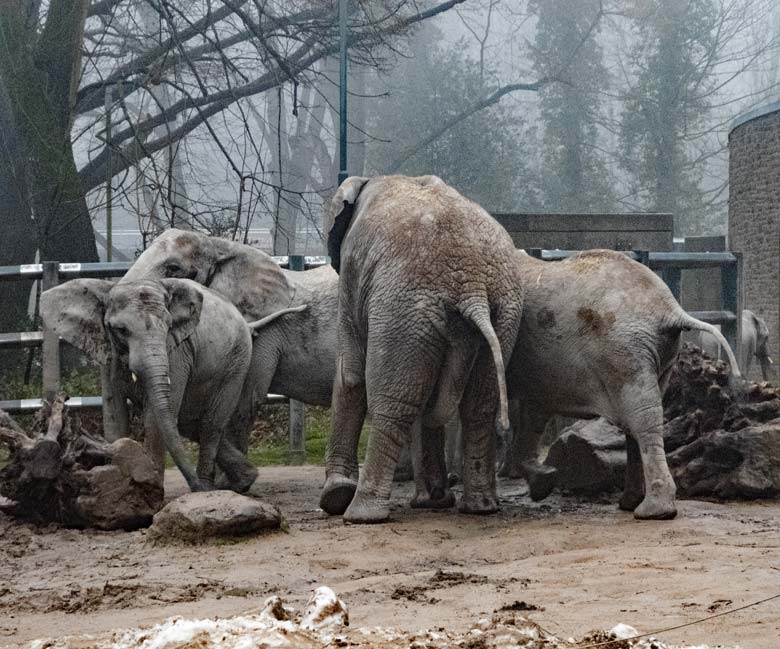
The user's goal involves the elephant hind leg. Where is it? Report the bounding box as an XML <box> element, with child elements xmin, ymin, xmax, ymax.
<box><xmin>320</xmin><ymin>342</ymin><xmax>367</xmax><ymax>515</ymax></box>
<box><xmin>344</xmin><ymin>330</ymin><xmax>444</xmax><ymax>524</ymax></box>
<box><xmin>458</xmin><ymin>350</ymin><xmax>501</xmax><ymax>515</ymax></box>
<box><xmin>622</xmin><ymin>392</ymin><xmax>677</xmax><ymax>520</ymax></box>
<box><xmin>411</xmin><ymin>420</ymin><xmax>455</xmax><ymax>509</ymax></box>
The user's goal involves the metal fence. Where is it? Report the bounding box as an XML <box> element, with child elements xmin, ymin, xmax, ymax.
<box><xmin>0</xmin><ymin>255</ymin><xmax>328</xmax><ymax>463</ymax></box>
<box><xmin>0</xmin><ymin>249</ymin><xmax>743</xmax><ymax>459</ymax></box>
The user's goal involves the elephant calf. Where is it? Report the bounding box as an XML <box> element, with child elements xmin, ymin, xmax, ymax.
<box><xmin>501</xmin><ymin>249</ymin><xmax>741</xmax><ymax>520</ymax></box>
<box><xmin>41</xmin><ymin>278</ymin><xmax>300</xmax><ymax>492</ymax></box>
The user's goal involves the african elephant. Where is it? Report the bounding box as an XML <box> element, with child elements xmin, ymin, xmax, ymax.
<box><xmin>99</xmin><ymin>230</ymin><xmax>339</xmax><ymax>463</ymax></box>
<box><xmin>40</xmin><ymin>278</ymin><xmax>301</xmax><ymax>492</ymax></box>
<box><xmin>320</xmin><ymin>174</ymin><xmax>525</xmax><ymax>523</ymax></box>
<box><xmin>700</xmin><ymin>309</ymin><xmax>772</xmax><ymax>382</ymax></box>
<box><xmin>499</xmin><ymin>249</ymin><xmax>741</xmax><ymax>519</ymax></box>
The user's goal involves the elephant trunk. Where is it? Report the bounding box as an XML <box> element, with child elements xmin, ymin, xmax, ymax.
<box><xmin>133</xmin><ymin>340</ymin><xmax>201</xmax><ymax>491</ymax></box>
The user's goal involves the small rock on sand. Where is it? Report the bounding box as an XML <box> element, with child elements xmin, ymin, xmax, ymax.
<box><xmin>148</xmin><ymin>490</ymin><xmax>283</xmax><ymax>543</ymax></box>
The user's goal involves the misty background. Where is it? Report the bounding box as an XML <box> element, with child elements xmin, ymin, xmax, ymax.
<box><xmin>1</xmin><ymin>0</ymin><xmax>779</xmax><ymax>334</ymax></box>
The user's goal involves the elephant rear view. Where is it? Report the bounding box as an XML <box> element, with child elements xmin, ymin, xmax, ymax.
<box><xmin>321</xmin><ymin>175</ymin><xmax>524</xmax><ymax>523</ymax></box>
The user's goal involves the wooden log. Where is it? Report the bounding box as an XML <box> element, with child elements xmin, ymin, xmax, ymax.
<box><xmin>0</xmin><ymin>395</ymin><xmax>163</xmax><ymax>530</ymax></box>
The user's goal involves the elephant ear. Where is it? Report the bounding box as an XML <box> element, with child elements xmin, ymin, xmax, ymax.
<box><xmin>163</xmin><ymin>279</ymin><xmax>204</xmax><ymax>347</ymax></box>
<box><xmin>327</xmin><ymin>176</ymin><xmax>369</xmax><ymax>274</ymax></box>
<box><xmin>40</xmin><ymin>279</ymin><xmax>114</xmax><ymax>365</ymax></box>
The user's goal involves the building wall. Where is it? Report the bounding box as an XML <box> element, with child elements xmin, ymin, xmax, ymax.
<box><xmin>493</xmin><ymin>213</ymin><xmax>674</xmax><ymax>252</ymax></box>
<box><xmin>729</xmin><ymin>106</ymin><xmax>780</xmax><ymax>383</ymax></box>
<box><xmin>680</xmin><ymin>235</ymin><xmax>726</xmax><ymax>313</ymax></box>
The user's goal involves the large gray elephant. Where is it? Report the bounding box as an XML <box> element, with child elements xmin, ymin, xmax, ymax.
<box><xmin>98</xmin><ymin>230</ymin><xmax>339</xmax><ymax>460</ymax></box>
<box><xmin>320</xmin><ymin>174</ymin><xmax>525</xmax><ymax>523</ymax></box>
<box><xmin>700</xmin><ymin>309</ymin><xmax>772</xmax><ymax>381</ymax></box>
<box><xmin>499</xmin><ymin>249</ymin><xmax>741</xmax><ymax>519</ymax></box>
<box><xmin>40</xmin><ymin>278</ymin><xmax>300</xmax><ymax>492</ymax></box>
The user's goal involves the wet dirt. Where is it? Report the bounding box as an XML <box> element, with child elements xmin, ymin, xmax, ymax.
<box><xmin>1</xmin><ymin>467</ymin><xmax>779</xmax><ymax>648</ymax></box>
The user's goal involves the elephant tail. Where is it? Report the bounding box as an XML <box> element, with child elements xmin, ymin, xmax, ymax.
<box><xmin>459</xmin><ymin>301</ymin><xmax>510</xmax><ymax>431</ymax></box>
<box><xmin>247</xmin><ymin>304</ymin><xmax>308</xmax><ymax>331</ymax></box>
<box><xmin>673</xmin><ymin>310</ymin><xmax>742</xmax><ymax>384</ymax></box>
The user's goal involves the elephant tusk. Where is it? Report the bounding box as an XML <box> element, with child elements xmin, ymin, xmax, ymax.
<box><xmin>131</xmin><ymin>372</ymin><xmax>138</xmax><ymax>383</ymax></box>
<box><xmin>769</xmin><ymin>357</ymin><xmax>774</xmax><ymax>365</ymax></box>
<box><xmin>167</xmin><ymin>376</ymin><xmax>171</xmax><ymax>385</ymax></box>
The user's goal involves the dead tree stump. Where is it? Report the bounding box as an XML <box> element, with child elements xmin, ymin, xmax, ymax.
<box><xmin>0</xmin><ymin>393</ymin><xmax>163</xmax><ymax>530</ymax></box>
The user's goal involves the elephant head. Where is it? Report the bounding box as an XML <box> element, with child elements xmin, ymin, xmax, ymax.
<box><xmin>121</xmin><ymin>229</ymin><xmax>293</xmax><ymax>320</ymax></box>
<box><xmin>41</xmin><ymin>278</ymin><xmax>205</xmax><ymax>491</ymax></box>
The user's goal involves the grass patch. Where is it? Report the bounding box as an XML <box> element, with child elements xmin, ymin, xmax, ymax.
<box><xmin>248</xmin><ymin>407</ymin><xmax>369</xmax><ymax>466</ymax></box>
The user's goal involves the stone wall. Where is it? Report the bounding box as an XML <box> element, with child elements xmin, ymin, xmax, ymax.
<box><xmin>493</xmin><ymin>213</ymin><xmax>674</xmax><ymax>252</ymax></box>
<box><xmin>729</xmin><ymin>104</ymin><xmax>780</xmax><ymax>383</ymax></box>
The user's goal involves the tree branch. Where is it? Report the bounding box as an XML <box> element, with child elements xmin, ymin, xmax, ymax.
<box><xmin>387</xmin><ymin>79</ymin><xmax>550</xmax><ymax>173</ymax></box>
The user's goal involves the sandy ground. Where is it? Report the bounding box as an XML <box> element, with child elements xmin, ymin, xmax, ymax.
<box><xmin>1</xmin><ymin>466</ymin><xmax>779</xmax><ymax>648</ymax></box>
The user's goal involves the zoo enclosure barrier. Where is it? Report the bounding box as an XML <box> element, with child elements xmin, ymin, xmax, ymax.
<box><xmin>0</xmin><ymin>255</ymin><xmax>328</xmax><ymax>465</ymax></box>
<box><xmin>0</xmin><ymin>249</ymin><xmax>744</xmax><ymax>460</ymax></box>
<box><xmin>526</xmin><ymin>248</ymin><xmax>744</xmax><ymax>359</ymax></box>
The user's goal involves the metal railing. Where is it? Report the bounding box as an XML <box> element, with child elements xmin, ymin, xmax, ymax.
<box><xmin>0</xmin><ymin>255</ymin><xmax>329</xmax><ymax>463</ymax></box>
<box><xmin>1</xmin><ymin>249</ymin><xmax>744</xmax><ymax>456</ymax></box>
<box><xmin>527</xmin><ymin>248</ymin><xmax>743</xmax><ymax>353</ymax></box>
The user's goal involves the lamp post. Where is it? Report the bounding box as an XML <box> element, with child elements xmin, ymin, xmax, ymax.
<box><xmin>338</xmin><ymin>0</ymin><xmax>348</xmax><ymax>185</ymax></box>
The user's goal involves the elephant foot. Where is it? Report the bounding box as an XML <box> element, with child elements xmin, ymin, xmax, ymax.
<box><xmin>319</xmin><ymin>474</ymin><xmax>358</xmax><ymax>516</ymax></box>
<box><xmin>633</xmin><ymin>482</ymin><xmax>677</xmax><ymax>520</ymax></box>
<box><xmin>244</xmin><ymin>478</ymin><xmax>267</xmax><ymax>499</ymax></box>
<box><xmin>458</xmin><ymin>492</ymin><xmax>499</xmax><ymax>515</ymax></box>
<box><xmin>411</xmin><ymin>488</ymin><xmax>456</xmax><ymax>509</ymax></box>
<box><xmin>526</xmin><ymin>464</ymin><xmax>557</xmax><ymax>502</ymax></box>
<box><xmin>618</xmin><ymin>488</ymin><xmax>644</xmax><ymax>512</ymax></box>
<box><xmin>343</xmin><ymin>495</ymin><xmax>390</xmax><ymax>524</ymax></box>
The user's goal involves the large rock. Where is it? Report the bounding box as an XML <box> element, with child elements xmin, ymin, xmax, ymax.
<box><xmin>149</xmin><ymin>490</ymin><xmax>283</xmax><ymax>543</ymax></box>
<box><xmin>544</xmin><ymin>418</ymin><xmax>626</xmax><ymax>494</ymax></box>
<box><xmin>669</xmin><ymin>422</ymin><xmax>780</xmax><ymax>499</ymax></box>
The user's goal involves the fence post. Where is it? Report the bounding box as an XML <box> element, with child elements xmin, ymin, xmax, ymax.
<box><xmin>661</xmin><ymin>263</ymin><xmax>682</xmax><ymax>302</ymax></box>
<box><xmin>41</xmin><ymin>261</ymin><xmax>60</xmax><ymax>402</ymax></box>
<box><xmin>721</xmin><ymin>253</ymin><xmax>741</xmax><ymax>361</ymax></box>
<box><xmin>635</xmin><ymin>250</ymin><xmax>649</xmax><ymax>267</ymax></box>
<box><xmin>287</xmin><ymin>254</ymin><xmax>306</xmax><ymax>465</ymax></box>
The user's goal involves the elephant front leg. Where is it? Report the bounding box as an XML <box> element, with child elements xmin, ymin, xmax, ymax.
<box><xmin>411</xmin><ymin>420</ymin><xmax>455</xmax><ymax>509</ymax></box>
<box><xmin>216</xmin><ymin>437</ymin><xmax>258</xmax><ymax>493</ymax></box>
<box><xmin>320</xmin><ymin>356</ymin><xmax>367</xmax><ymax>515</ymax></box>
<box><xmin>498</xmin><ymin>402</ymin><xmax>557</xmax><ymax>501</ymax></box>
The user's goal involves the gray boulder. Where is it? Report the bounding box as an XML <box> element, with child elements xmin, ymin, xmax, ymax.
<box><xmin>149</xmin><ymin>490</ymin><xmax>283</xmax><ymax>543</ymax></box>
<box><xmin>669</xmin><ymin>422</ymin><xmax>780</xmax><ymax>499</ymax></box>
<box><xmin>544</xmin><ymin>418</ymin><xmax>625</xmax><ymax>494</ymax></box>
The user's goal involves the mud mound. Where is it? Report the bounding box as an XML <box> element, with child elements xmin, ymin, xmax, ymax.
<box><xmin>0</xmin><ymin>579</ymin><xmax>233</xmax><ymax>614</ymax></box>
<box><xmin>663</xmin><ymin>343</ymin><xmax>780</xmax><ymax>449</ymax></box>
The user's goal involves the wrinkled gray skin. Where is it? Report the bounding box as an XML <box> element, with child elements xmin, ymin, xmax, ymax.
<box><xmin>320</xmin><ymin>175</ymin><xmax>524</xmax><ymax>524</ymax></box>
<box><xmin>700</xmin><ymin>309</ymin><xmax>773</xmax><ymax>382</ymax></box>
<box><xmin>498</xmin><ymin>249</ymin><xmax>742</xmax><ymax>520</ymax></box>
<box><xmin>41</xmin><ymin>278</ymin><xmax>253</xmax><ymax>492</ymax></box>
<box><xmin>111</xmin><ymin>229</ymin><xmax>339</xmax><ymax>486</ymax></box>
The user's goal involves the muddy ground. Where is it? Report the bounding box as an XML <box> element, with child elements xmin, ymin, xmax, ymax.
<box><xmin>1</xmin><ymin>467</ymin><xmax>779</xmax><ymax>648</ymax></box>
